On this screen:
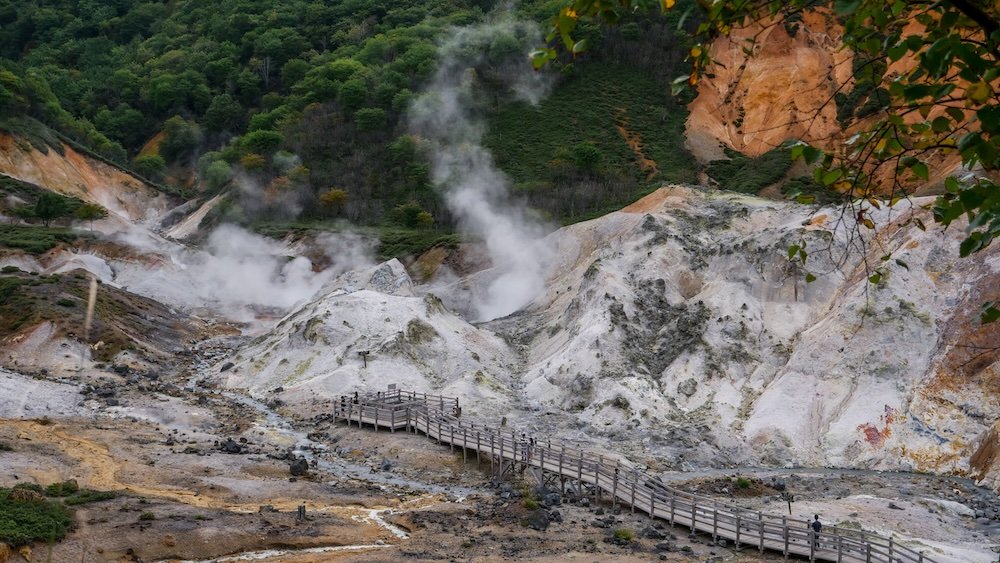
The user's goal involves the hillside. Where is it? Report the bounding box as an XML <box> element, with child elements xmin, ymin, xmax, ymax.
<box><xmin>0</xmin><ymin>0</ymin><xmax>699</xmax><ymax>235</ymax></box>
<box><xmin>211</xmin><ymin>186</ymin><xmax>999</xmax><ymax>487</ymax></box>
<box><xmin>0</xmin><ymin>1</ymin><xmax>998</xmax><ymax>561</ymax></box>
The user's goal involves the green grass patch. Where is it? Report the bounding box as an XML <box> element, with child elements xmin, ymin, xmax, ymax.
<box><xmin>781</xmin><ymin>175</ymin><xmax>842</xmax><ymax>205</ymax></box>
<box><xmin>486</xmin><ymin>63</ymin><xmax>696</xmax><ymax>186</ymax></box>
<box><xmin>0</xmin><ymin>116</ymin><xmax>64</xmax><ymax>155</ymax></box>
<box><xmin>63</xmin><ymin>490</ymin><xmax>118</xmax><ymax>506</ymax></box>
<box><xmin>0</xmin><ymin>487</ymin><xmax>74</xmax><ymax>547</ymax></box>
<box><xmin>613</xmin><ymin>527</ymin><xmax>635</xmax><ymax>542</ymax></box>
<box><xmin>0</xmin><ymin>225</ymin><xmax>84</xmax><ymax>254</ymax></box>
<box><xmin>251</xmin><ymin>220</ymin><xmax>459</xmax><ymax>261</ymax></box>
<box><xmin>375</xmin><ymin>227</ymin><xmax>459</xmax><ymax>261</ymax></box>
<box><xmin>706</xmin><ymin>147</ymin><xmax>794</xmax><ymax>194</ymax></box>
<box><xmin>44</xmin><ymin>480</ymin><xmax>79</xmax><ymax>497</ymax></box>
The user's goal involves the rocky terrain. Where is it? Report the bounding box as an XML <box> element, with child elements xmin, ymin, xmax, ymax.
<box><xmin>208</xmin><ymin>186</ymin><xmax>999</xmax><ymax>493</ymax></box>
<box><xmin>0</xmin><ymin>7</ymin><xmax>997</xmax><ymax>554</ymax></box>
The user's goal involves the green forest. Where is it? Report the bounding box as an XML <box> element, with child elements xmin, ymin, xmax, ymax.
<box><xmin>0</xmin><ymin>0</ymin><xmax>703</xmax><ymax>245</ymax></box>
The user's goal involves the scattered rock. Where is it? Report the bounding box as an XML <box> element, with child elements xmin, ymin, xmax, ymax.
<box><xmin>529</xmin><ymin>510</ymin><xmax>550</xmax><ymax>531</ymax></box>
<box><xmin>677</xmin><ymin>378</ymin><xmax>698</xmax><ymax>397</ymax></box>
<box><xmin>220</xmin><ymin>438</ymin><xmax>242</xmax><ymax>454</ymax></box>
<box><xmin>289</xmin><ymin>457</ymin><xmax>309</xmax><ymax>476</ymax></box>
<box><xmin>643</xmin><ymin>526</ymin><xmax>665</xmax><ymax>539</ymax></box>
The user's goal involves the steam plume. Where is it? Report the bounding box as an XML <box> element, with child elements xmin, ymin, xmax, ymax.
<box><xmin>409</xmin><ymin>16</ymin><xmax>554</xmax><ymax>322</ymax></box>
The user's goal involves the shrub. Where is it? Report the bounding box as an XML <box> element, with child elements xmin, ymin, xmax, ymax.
<box><xmin>736</xmin><ymin>476</ymin><xmax>751</xmax><ymax>489</ymax></box>
<box><xmin>204</xmin><ymin>160</ymin><xmax>233</xmax><ymax>190</ymax></box>
<box><xmin>240</xmin><ymin>129</ymin><xmax>283</xmax><ymax>155</ymax></box>
<box><xmin>139</xmin><ymin>511</ymin><xmax>156</xmax><ymax>521</ymax></box>
<box><xmin>159</xmin><ymin>116</ymin><xmax>200</xmax><ymax>163</ymax></box>
<box><xmin>522</xmin><ymin>497</ymin><xmax>539</xmax><ymax>510</ymax></box>
<box><xmin>613</xmin><ymin>528</ymin><xmax>635</xmax><ymax>542</ymax></box>
<box><xmin>0</xmin><ymin>487</ymin><xmax>73</xmax><ymax>546</ymax></box>
<box><xmin>55</xmin><ymin>298</ymin><xmax>75</xmax><ymax>307</ymax></box>
<box><xmin>44</xmin><ymin>480</ymin><xmax>79</xmax><ymax>497</ymax></box>
<box><xmin>132</xmin><ymin>154</ymin><xmax>166</xmax><ymax>181</ymax></box>
<box><xmin>319</xmin><ymin>188</ymin><xmax>348</xmax><ymax>215</ymax></box>
<box><xmin>706</xmin><ymin>147</ymin><xmax>793</xmax><ymax>194</ymax></box>
<box><xmin>64</xmin><ymin>490</ymin><xmax>117</xmax><ymax>506</ymax></box>
<box><xmin>572</xmin><ymin>142</ymin><xmax>602</xmax><ymax>171</ymax></box>
<box><xmin>240</xmin><ymin>153</ymin><xmax>266</xmax><ymax>170</ymax></box>
<box><xmin>390</xmin><ymin>202</ymin><xmax>428</xmax><ymax>228</ymax></box>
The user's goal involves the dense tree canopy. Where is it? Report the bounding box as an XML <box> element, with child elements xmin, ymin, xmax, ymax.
<box><xmin>1</xmin><ymin>0</ymin><xmax>702</xmax><ymax>231</ymax></box>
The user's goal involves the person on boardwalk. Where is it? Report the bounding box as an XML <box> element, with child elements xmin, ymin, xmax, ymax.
<box><xmin>811</xmin><ymin>514</ymin><xmax>822</xmax><ymax>549</ymax></box>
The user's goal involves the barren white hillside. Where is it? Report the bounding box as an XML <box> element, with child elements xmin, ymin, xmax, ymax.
<box><xmin>214</xmin><ymin>186</ymin><xmax>999</xmax><ymax>490</ymax></box>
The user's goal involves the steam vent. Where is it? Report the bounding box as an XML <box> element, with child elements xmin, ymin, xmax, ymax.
<box><xmin>0</xmin><ymin>1</ymin><xmax>997</xmax><ymax>561</ymax></box>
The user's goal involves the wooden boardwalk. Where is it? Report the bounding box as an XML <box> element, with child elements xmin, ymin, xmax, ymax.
<box><xmin>333</xmin><ymin>386</ymin><xmax>937</xmax><ymax>563</ymax></box>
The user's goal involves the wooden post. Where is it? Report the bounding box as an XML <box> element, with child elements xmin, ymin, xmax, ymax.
<box><xmin>782</xmin><ymin>515</ymin><xmax>789</xmax><ymax>558</ymax></box>
<box><xmin>374</xmin><ymin>407</ymin><xmax>378</xmax><ymax>432</ymax></box>
<box><xmin>612</xmin><ymin>467</ymin><xmax>619</xmax><ymax>509</ymax></box>
<box><xmin>347</xmin><ymin>402</ymin><xmax>353</xmax><ymax>427</ymax></box>
<box><xmin>450</xmin><ymin>424</ymin><xmax>455</xmax><ymax>452</ymax></box>
<box><xmin>462</xmin><ymin>427</ymin><xmax>467</xmax><ymax>464</ymax></box>
<box><xmin>592</xmin><ymin>463</ymin><xmax>599</xmax><ymax>502</ymax></box>
<box><xmin>630</xmin><ymin>468</ymin><xmax>637</xmax><ymax>513</ymax></box>
<box><xmin>649</xmin><ymin>489</ymin><xmax>655</xmax><ymax>517</ymax></box>
<box><xmin>712</xmin><ymin>500</ymin><xmax>718</xmax><ymax>541</ymax></box>
<box><xmin>735</xmin><ymin>514</ymin><xmax>741</xmax><ymax>548</ymax></box>
<box><xmin>476</xmin><ymin>431</ymin><xmax>481</xmax><ymax>465</ymax></box>
<box><xmin>836</xmin><ymin>534</ymin><xmax>843</xmax><ymax>563</ymax></box>
<box><xmin>558</xmin><ymin>447</ymin><xmax>565</xmax><ymax>477</ymax></box>
<box><xmin>390</xmin><ymin>409</ymin><xmax>395</xmax><ymax>433</ymax></box>
<box><xmin>758</xmin><ymin>511</ymin><xmax>765</xmax><ymax>553</ymax></box>
<box><xmin>691</xmin><ymin>500</ymin><xmax>698</xmax><ymax>533</ymax></box>
<box><xmin>669</xmin><ymin>496</ymin><xmax>675</xmax><ymax>528</ymax></box>
<box><xmin>865</xmin><ymin>543</ymin><xmax>871</xmax><ymax>562</ymax></box>
<box><xmin>888</xmin><ymin>536</ymin><xmax>894</xmax><ymax>561</ymax></box>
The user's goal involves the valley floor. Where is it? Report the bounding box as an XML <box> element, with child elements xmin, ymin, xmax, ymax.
<box><xmin>0</xmin><ymin>359</ymin><xmax>996</xmax><ymax>562</ymax></box>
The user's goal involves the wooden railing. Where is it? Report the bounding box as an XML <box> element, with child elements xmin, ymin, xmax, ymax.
<box><xmin>333</xmin><ymin>387</ymin><xmax>937</xmax><ymax>563</ymax></box>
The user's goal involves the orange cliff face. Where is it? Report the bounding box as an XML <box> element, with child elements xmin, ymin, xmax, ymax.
<box><xmin>685</xmin><ymin>10</ymin><xmax>852</xmax><ymax>162</ymax></box>
<box><xmin>0</xmin><ymin>132</ymin><xmax>172</xmax><ymax>222</ymax></box>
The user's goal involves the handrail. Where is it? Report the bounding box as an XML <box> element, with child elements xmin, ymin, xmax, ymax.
<box><xmin>332</xmin><ymin>386</ymin><xmax>937</xmax><ymax>563</ymax></box>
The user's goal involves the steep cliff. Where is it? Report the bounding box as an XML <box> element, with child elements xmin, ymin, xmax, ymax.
<box><xmin>0</xmin><ymin>132</ymin><xmax>171</xmax><ymax>223</ymax></box>
<box><xmin>685</xmin><ymin>11</ymin><xmax>851</xmax><ymax>162</ymax></box>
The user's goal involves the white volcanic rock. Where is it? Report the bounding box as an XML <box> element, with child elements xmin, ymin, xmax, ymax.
<box><xmin>216</xmin><ymin>185</ymin><xmax>999</xmax><ymax>491</ymax></box>
<box><xmin>216</xmin><ymin>262</ymin><xmax>519</xmax><ymax>417</ymax></box>
<box><xmin>510</xmin><ymin>186</ymin><xmax>998</xmax><ymax>482</ymax></box>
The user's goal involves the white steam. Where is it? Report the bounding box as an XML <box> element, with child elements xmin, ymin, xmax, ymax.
<box><xmin>409</xmin><ymin>17</ymin><xmax>554</xmax><ymax>322</ymax></box>
<box><xmin>108</xmin><ymin>224</ymin><xmax>374</xmax><ymax>323</ymax></box>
